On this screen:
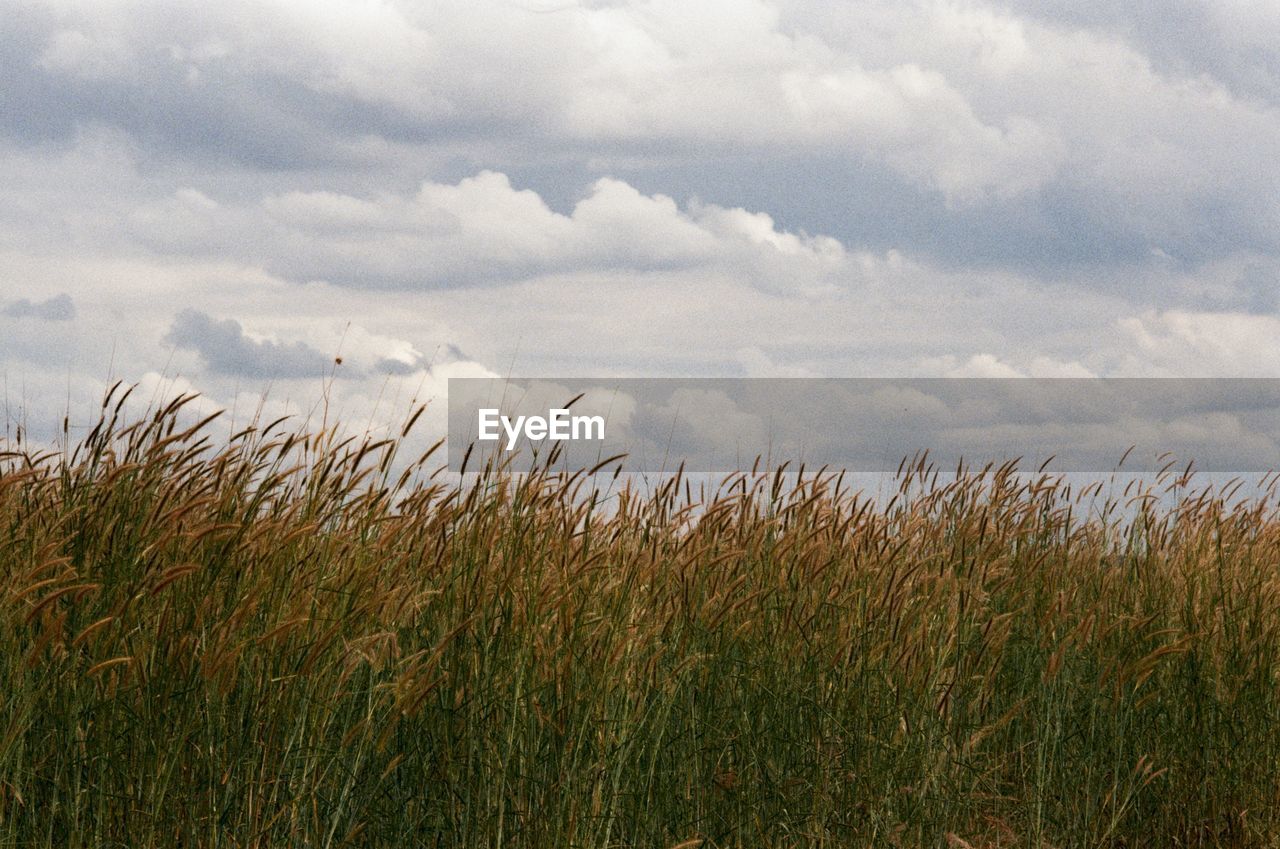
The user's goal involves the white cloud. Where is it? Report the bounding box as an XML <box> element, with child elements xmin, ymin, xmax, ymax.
<box><xmin>1117</xmin><ymin>310</ymin><xmax>1280</xmax><ymax>375</ymax></box>
<box><xmin>1027</xmin><ymin>357</ymin><xmax>1097</xmax><ymax>378</ymax></box>
<box><xmin>119</xmin><ymin>170</ymin><xmax>852</xmax><ymax>292</ymax></box>
<box><xmin>944</xmin><ymin>353</ymin><xmax>1025</xmax><ymax>378</ymax></box>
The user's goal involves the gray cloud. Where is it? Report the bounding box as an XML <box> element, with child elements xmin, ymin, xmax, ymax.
<box><xmin>4</xmin><ymin>0</ymin><xmax>1279</xmax><ymax>279</ymax></box>
<box><xmin>0</xmin><ymin>3</ymin><xmax>449</xmax><ymax>168</ymax></box>
<box><xmin>990</xmin><ymin>0</ymin><xmax>1280</xmax><ymax>106</ymax></box>
<box><xmin>3</xmin><ymin>293</ymin><xmax>76</xmax><ymax>321</ymax></box>
<box><xmin>375</xmin><ymin>358</ymin><xmax>418</xmax><ymax>376</ymax></box>
<box><xmin>165</xmin><ymin>309</ymin><xmax>341</xmax><ymax>379</ymax></box>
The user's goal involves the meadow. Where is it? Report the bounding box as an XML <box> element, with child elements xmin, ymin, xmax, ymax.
<box><xmin>3</xmin><ymin>385</ymin><xmax>1280</xmax><ymax>847</ymax></box>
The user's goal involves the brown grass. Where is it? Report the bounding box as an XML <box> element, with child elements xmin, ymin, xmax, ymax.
<box><xmin>1</xmin><ymin>385</ymin><xmax>1279</xmax><ymax>846</ymax></box>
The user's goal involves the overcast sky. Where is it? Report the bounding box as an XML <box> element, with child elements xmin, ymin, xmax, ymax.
<box><xmin>2</xmin><ymin>0</ymin><xmax>1280</xmax><ymax>441</ymax></box>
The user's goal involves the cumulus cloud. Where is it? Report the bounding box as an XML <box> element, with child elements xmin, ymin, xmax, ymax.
<box><xmin>122</xmin><ymin>171</ymin><xmax>852</xmax><ymax>293</ymax></box>
<box><xmin>6</xmin><ymin>0</ymin><xmax>1278</xmax><ymax>240</ymax></box>
<box><xmin>912</xmin><ymin>353</ymin><xmax>1097</xmax><ymax>379</ymax></box>
<box><xmin>1116</xmin><ymin>310</ymin><xmax>1280</xmax><ymax>376</ymax></box>
<box><xmin>2</xmin><ymin>0</ymin><xmax>1063</xmax><ymax>201</ymax></box>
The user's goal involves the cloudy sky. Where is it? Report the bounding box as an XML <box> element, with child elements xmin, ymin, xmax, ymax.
<box><xmin>3</xmin><ymin>0</ymin><xmax>1280</xmax><ymax>442</ymax></box>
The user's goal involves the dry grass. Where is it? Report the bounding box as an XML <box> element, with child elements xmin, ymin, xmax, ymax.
<box><xmin>2</xmin><ymin>385</ymin><xmax>1280</xmax><ymax>846</ymax></box>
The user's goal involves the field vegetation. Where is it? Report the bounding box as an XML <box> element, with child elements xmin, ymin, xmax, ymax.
<box><xmin>3</xmin><ymin>385</ymin><xmax>1280</xmax><ymax>846</ymax></box>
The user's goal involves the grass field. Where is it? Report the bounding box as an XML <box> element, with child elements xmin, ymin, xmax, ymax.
<box><xmin>4</xmin><ymin>387</ymin><xmax>1280</xmax><ymax>847</ymax></box>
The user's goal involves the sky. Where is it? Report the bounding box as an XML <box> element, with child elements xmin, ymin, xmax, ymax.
<box><xmin>2</xmin><ymin>0</ymin><xmax>1280</xmax><ymax>444</ymax></box>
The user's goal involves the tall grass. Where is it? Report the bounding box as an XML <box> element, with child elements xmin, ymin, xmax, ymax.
<box><xmin>3</xmin><ymin>386</ymin><xmax>1280</xmax><ymax>847</ymax></box>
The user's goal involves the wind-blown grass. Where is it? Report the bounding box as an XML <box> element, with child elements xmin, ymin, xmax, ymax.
<box><xmin>3</xmin><ymin>386</ymin><xmax>1280</xmax><ymax>847</ymax></box>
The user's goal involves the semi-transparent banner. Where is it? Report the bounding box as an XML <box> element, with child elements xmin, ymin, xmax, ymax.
<box><xmin>447</xmin><ymin>378</ymin><xmax>1280</xmax><ymax>473</ymax></box>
